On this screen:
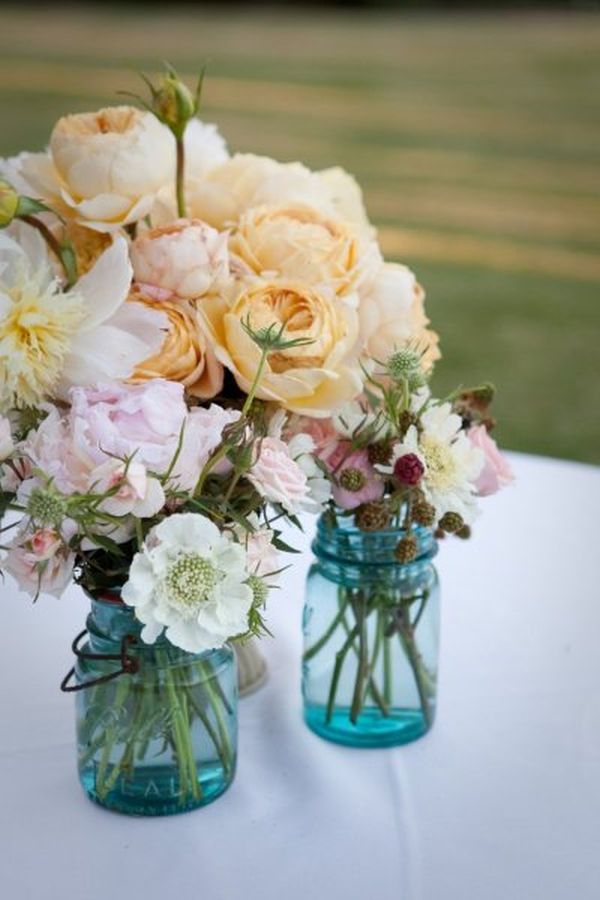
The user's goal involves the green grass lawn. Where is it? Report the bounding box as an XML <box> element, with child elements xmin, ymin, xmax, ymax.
<box><xmin>1</xmin><ymin>6</ymin><xmax>598</xmax><ymax>462</ymax></box>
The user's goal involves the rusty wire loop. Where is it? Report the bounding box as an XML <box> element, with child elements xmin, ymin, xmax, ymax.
<box><xmin>60</xmin><ymin>629</ymin><xmax>139</xmax><ymax>693</ymax></box>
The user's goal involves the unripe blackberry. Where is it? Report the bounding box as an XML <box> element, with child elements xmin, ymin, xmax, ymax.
<box><xmin>439</xmin><ymin>511</ymin><xmax>464</xmax><ymax>534</ymax></box>
<box><xmin>367</xmin><ymin>441</ymin><xmax>393</xmax><ymax>466</ymax></box>
<box><xmin>355</xmin><ymin>502</ymin><xmax>391</xmax><ymax>532</ymax></box>
<box><xmin>394</xmin><ymin>534</ymin><xmax>418</xmax><ymax>563</ymax></box>
<box><xmin>456</xmin><ymin>524</ymin><xmax>471</xmax><ymax>540</ymax></box>
<box><xmin>412</xmin><ymin>499</ymin><xmax>436</xmax><ymax>527</ymax></box>
<box><xmin>339</xmin><ymin>467</ymin><xmax>366</xmax><ymax>492</ymax></box>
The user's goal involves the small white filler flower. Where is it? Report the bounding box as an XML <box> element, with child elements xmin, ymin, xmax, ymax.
<box><xmin>122</xmin><ymin>513</ymin><xmax>253</xmax><ymax>653</ymax></box>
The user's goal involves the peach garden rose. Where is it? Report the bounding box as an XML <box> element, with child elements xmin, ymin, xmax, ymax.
<box><xmin>198</xmin><ymin>279</ymin><xmax>363</xmax><ymax>417</ymax></box>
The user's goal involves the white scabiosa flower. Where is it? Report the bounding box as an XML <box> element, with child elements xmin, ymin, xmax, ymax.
<box><xmin>121</xmin><ymin>513</ymin><xmax>253</xmax><ymax>653</ymax></box>
<box><xmin>392</xmin><ymin>402</ymin><xmax>484</xmax><ymax>525</ymax></box>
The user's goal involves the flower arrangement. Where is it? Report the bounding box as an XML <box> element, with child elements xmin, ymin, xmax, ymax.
<box><xmin>0</xmin><ymin>63</ymin><xmax>511</xmax><ymax>797</ymax></box>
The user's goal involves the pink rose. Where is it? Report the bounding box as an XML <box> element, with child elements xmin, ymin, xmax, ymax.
<box><xmin>131</xmin><ymin>218</ymin><xmax>229</xmax><ymax>300</ymax></box>
<box><xmin>93</xmin><ymin>459</ymin><xmax>165</xmax><ymax>518</ymax></box>
<box><xmin>325</xmin><ymin>442</ymin><xmax>384</xmax><ymax>510</ymax></box>
<box><xmin>248</xmin><ymin>436</ymin><xmax>310</xmax><ymax>514</ymax></box>
<box><xmin>4</xmin><ymin>532</ymin><xmax>74</xmax><ymax>599</ymax></box>
<box><xmin>285</xmin><ymin>414</ymin><xmax>338</xmax><ymax>459</ymax></box>
<box><xmin>468</xmin><ymin>425</ymin><xmax>514</xmax><ymax>497</ymax></box>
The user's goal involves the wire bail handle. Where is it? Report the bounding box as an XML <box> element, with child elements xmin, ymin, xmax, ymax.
<box><xmin>60</xmin><ymin>628</ymin><xmax>139</xmax><ymax>693</ymax></box>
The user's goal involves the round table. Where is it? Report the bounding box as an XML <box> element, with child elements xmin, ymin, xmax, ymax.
<box><xmin>1</xmin><ymin>453</ymin><xmax>599</xmax><ymax>900</ymax></box>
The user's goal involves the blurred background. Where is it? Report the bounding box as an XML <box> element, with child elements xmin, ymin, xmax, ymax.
<box><xmin>1</xmin><ymin>3</ymin><xmax>598</xmax><ymax>462</ymax></box>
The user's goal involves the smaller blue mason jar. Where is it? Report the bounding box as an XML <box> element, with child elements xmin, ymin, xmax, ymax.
<box><xmin>302</xmin><ymin>516</ymin><xmax>440</xmax><ymax>748</ymax></box>
<box><xmin>66</xmin><ymin>595</ymin><xmax>237</xmax><ymax>816</ymax></box>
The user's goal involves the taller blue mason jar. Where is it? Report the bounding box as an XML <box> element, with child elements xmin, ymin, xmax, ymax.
<box><xmin>302</xmin><ymin>517</ymin><xmax>440</xmax><ymax>748</ymax></box>
<box><xmin>69</xmin><ymin>594</ymin><xmax>237</xmax><ymax>815</ymax></box>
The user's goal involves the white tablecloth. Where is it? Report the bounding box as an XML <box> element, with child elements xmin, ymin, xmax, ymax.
<box><xmin>1</xmin><ymin>453</ymin><xmax>599</xmax><ymax>900</ymax></box>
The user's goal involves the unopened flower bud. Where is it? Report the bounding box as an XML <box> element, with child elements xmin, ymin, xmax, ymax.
<box><xmin>339</xmin><ymin>467</ymin><xmax>366</xmax><ymax>492</ymax></box>
<box><xmin>0</xmin><ymin>179</ymin><xmax>19</xmax><ymax>228</ymax></box>
<box><xmin>393</xmin><ymin>453</ymin><xmax>424</xmax><ymax>486</ymax></box>
<box><xmin>154</xmin><ymin>74</ymin><xmax>196</xmax><ymax>137</ymax></box>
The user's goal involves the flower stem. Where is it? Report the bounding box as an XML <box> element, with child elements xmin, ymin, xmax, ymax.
<box><xmin>397</xmin><ymin>612</ymin><xmax>433</xmax><ymax>728</ymax></box>
<box><xmin>350</xmin><ymin>593</ymin><xmax>369</xmax><ymax>724</ymax></box>
<box><xmin>325</xmin><ymin>624</ymin><xmax>359</xmax><ymax>724</ymax></box>
<box><xmin>176</xmin><ymin>137</ymin><xmax>186</xmax><ymax>217</ymax></box>
<box><xmin>303</xmin><ymin>591</ymin><xmax>350</xmax><ymax>662</ymax></box>
<box><xmin>20</xmin><ymin>214</ymin><xmax>78</xmax><ymax>287</ymax></box>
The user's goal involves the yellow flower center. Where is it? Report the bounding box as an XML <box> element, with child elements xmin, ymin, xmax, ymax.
<box><xmin>420</xmin><ymin>435</ymin><xmax>457</xmax><ymax>492</ymax></box>
<box><xmin>0</xmin><ymin>264</ymin><xmax>84</xmax><ymax>408</ymax></box>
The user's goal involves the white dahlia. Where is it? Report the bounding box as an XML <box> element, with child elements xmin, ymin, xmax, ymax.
<box><xmin>122</xmin><ymin>513</ymin><xmax>253</xmax><ymax>653</ymax></box>
<box><xmin>0</xmin><ymin>229</ymin><xmax>166</xmax><ymax>410</ymax></box>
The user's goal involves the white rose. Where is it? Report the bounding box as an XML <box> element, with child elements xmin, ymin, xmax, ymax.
<box><xmin>22</xmin><ymin>106</ymin><xmax>175</xmax><ymax>232</ymax></box>
<box><xmin>359</xmin><ymin>262</ymin><xmax>440</xmax><ymax>370</ymax></box>
<box><xmin>184</xmin><ymin>119</ymin><xmax>229</xmax><ymax>177</ymax></box>
<box><xmin>187</xmin><ymin>153</ymin><xmax>373</xmax><ymax>233</ymax></box>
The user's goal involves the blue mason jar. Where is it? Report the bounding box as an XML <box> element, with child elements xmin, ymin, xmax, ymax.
<box><xmin>67</xmin><ymin>595</ymin><xmax>237</xmax><ymax>815</ymax></box>
<box><xmin>302</xmin><ymin>516</ymin><xmax>440</xmax><ymax>748</ymax></box>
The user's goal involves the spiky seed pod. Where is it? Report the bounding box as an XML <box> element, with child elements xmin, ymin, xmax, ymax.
<box><xmin>355</xmin><ymin>502</ymin><xmax>392</xmax><ymax>532</ymax></box>
<box><xmin>439</xmin><ymin>511</ymin><xmax>464</xmax><ymax>534</ymax></box>
<box><xmin>456</xmin><ymin>525</ymin><xmax>472</xmax><ymax>540</ymax></box>
<box><xmin>387</xmin><ymin>348</ymin><xmax>421</xmax><ymax>382</ymax></box>
<box><xmin>394</xmin><ymin>534</ymin><xmax>418</xmax><ymax>563</ymax></box>
<box><xmin>412</xmin><ymin>499</ymin><xmax>436</xmax><ymax>527</ymax></box>
<box><xmin>368</xmin><ymin>441</ymin><xmax>393</xmax><ymax>466</ymax></box>
<box><xmin>338</xmin><ymin>467</ymin><xmax>366</xmax><ymax>492</ymax></box>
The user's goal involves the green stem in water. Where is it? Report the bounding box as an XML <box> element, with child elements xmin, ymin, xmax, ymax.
<box><xmin>303</xmin><ymin>591</ymin><xmax>351</xmax><ymax>662</ymax></box>
<box><xmin>176</xmin><ymin>137</ymin><xmax>186</xmax><ymax>217</ymax></box>
<box><xmin>398</xmin><ymin>614</ymin><xmax>433</xmax><ymax>728</ymax></box>
<box><xmin>325</xmin><ymin>625</ymin><xmax>359</xmax><ymax>724</ymax></box>
<box><xmin>339</xmin><ymin>606</ymin><xmax>388</xmax><ymax>717</ymax></box>
<box><xmin>383</xmin><ymin>620</ymin><xmax>392</xmax><ymax>707</ymax></box>
<box><xmin>350</xmin><ymin>593</ymin><xmax>369</xmax><ymax>724</ymax></box>
<box><xmin>157</xmin><ymin>649</ymin><xmax>201</xmax><ymax>803</ymax></box>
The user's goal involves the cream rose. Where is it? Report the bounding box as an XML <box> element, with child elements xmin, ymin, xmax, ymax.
<box><xmin>131</xmin><ymin>218</ymin><xmax>229</xmax><ymax>300</ymax></box>
<box><xmin>359</xmin><ymin>262</ymin><xmax>440</xmax><ymax>371</ymax></box>
<box><xmin>129</xmin><ymin>291</ymin><xmax>223</xmax><ymax>399</ymax></box>
<box><xmin>187</xmin><ymin>153</ymin><xmax>373</xmax><ymax>232</ymax></box>
<box><xmin>198</xmin><ymin>279</ymin><xmax>363</xmax><ymax>417</ymax></box>
<box><xmin>22</xmin><ymin>106</ymin><xmax>175</xmax><ymax>232</ymax></box>
<box><xmin>230</xmin><ymin>204</ymin><xmax>381</xmax><ymax>295</ymax></box>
